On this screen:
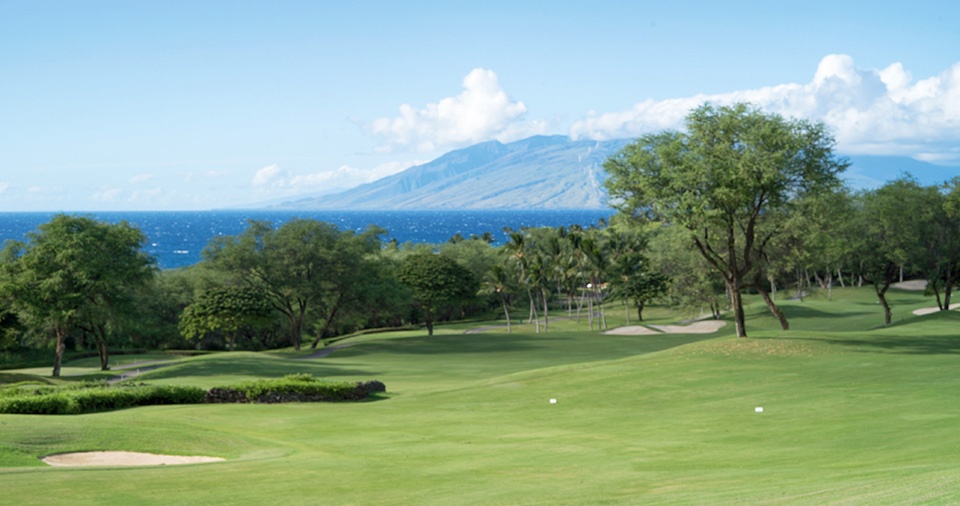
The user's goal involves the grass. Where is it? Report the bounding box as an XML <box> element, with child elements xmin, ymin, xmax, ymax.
<box><xmin>1</xmin><ymin>287</ymin><xmax>960</xmax><ymax>504</ymax></box>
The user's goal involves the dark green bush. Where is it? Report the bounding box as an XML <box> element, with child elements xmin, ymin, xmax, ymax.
<box><xmin>207</xmin><ymin>374</ymin><xmax>378</xmax><ymax>403</ymax></box>
<box><xmin>0</xmin><ymin>384</ymin><xmax>206</xmax><ymax>415</ymax></box>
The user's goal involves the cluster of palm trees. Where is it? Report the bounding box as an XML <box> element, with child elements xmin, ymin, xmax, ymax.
<box><xmin>480</xmin><ymin>224</ymin><xmax>666</xmax><ymax>333</ymax></box>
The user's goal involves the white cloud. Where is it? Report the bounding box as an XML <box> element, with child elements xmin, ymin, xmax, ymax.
<box><xmin>289</xmin><ymin>160</ymin><xmax>420</xmax><ymax>189</ymax></box>
<box><xmin>370</xmin><ymin>68</ymin><xmax>548</xmax><ymax>152</ymax></box>
<box><xmin>569</xmin><ymin>54</ymin><xmax>960</xmax><ymax>163</ymax></box>
<box><xmin>129</xmin><ymin>174</ymin><xmax>155</xmax><ymax>184</ymax></box>
<box><xmin>252</xmin><ymin>164</ymin><xmax>287</xmax><ymax>188</ymax></box>
<box><xmin>0</xmin><ymin>182</ymin><xmax>9</xmax><ymax>194</ymax></box>
<box><xmin>128</xmin><ymin>187</ymin><xmax>163</xmax><ymax>203</ymax></box>
<box><xmin>92</xmin><ymin>187</ymin><xmax>122</xmax><ymax>202</ymax></box>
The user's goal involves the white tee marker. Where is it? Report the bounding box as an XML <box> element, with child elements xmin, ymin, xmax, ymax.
<box><xmin>549</xmin><ymin>398</ymin><xmax>557</xmax><ymax>404</ymax></box>
<box><xmin>755</xmin><ymin>407</ymin><xmax>764</xmax><ymax>413</ymax></box>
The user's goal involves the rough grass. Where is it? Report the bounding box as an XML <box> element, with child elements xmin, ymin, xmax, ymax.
<box><xmin>2</xmin><ymin>287</ymin><xmax>960</xmax><ymax>504</ymax></box>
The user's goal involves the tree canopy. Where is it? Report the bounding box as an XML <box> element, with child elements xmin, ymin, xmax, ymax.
<box><xmin>0</xmin><ymin>215</ymin><xmax>155</xmax><ymax>375</ymax></box>
<box><xmin>604</xmin><ymin>102</ymin><xmax>847</xmax><ymax>337</ymax></box>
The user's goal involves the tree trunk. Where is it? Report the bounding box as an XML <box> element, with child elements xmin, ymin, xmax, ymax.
<box><xmin>426</xmin><ymin>319</ymin><xmax>434</xmax><ymax>336</ymax></box>
<box><xmin>932</xmin><ymin>279</ymin><xmax>944</xmax><ymax>311</ymax></box>
<box><xmin>527</xmin><ymin>290</ymin><xmax>536</xmax><ymax>324</ymax></box>
<box><xmin>502</xmin><ymin>297</ymin><xmax>511</xmax><ymax>333</ymax></box>
<box><xmin>587</xmin><ymin>291</ymin><xmax>594</xmax><ymax>330</ymax></box>
<box><xmin>755</xmin><ymin>273</ymin><xmax>788</xmax><ymax>330</ymax></box>
<box><xmin>769</xmin><ymin>276</ymin><xmax>777</xmax><ymax>302</ymax></box>
<box><xmin>637</xmin><ymin>300</ymin><xmax>645</xmax><ymax>321</ymax></box>
<box><xmin>837</xmin><ymin>266</ymin><xmax>846</xmax><ymax>288</ymax></box>
<box><xmin>814</xmin><ymin>271</ymin><xmax>826</xmax><ymax>289</ymax></box>
<box><xmin>875</xmin><ymin>283</ymin><xmax>892</xmax><ymax>325</ymax></box>
<box><xmin>728</xmin><ymin>279</ymin><xmax>747</xmax><ymax>337</ymax></box>
<box><xmin>94</xmin><ymin>323</ymin><xmax>110</xmax><ymax>371</ymax></box>
<box><xmin>541</xmin><ymin>288</ymin><xmax>549</xmax><ymax>333</ymax></box>
<box><xmin>311</xmin><ymin>299</ymin><xmax>345</xmax><ymax>349</ymax></box>
<box><xmin>52</xmin><ymin>326</ymin><xmax>67</xmax><ymax>377</ymax></box>
<box><xmin>944</xmin><ymin>267</ymin><xmax>954</xmax><ymax>310</ymax></box>
<box><xmin>827</xmin><ymin>272</ymin><xmax>833</xmax><ymax>301</ymax></box>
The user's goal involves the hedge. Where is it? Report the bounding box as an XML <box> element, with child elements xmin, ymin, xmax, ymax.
<box><xmin>0</xmin><ymin>375</ymin><xmax>385</xmax><ymax>414</ymax></box>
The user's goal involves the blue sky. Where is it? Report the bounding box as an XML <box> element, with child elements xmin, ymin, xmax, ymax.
<box><xmin>2</xmin><ymin>0</ymin><xmax>959</xmax><ymax>211</ymax></box>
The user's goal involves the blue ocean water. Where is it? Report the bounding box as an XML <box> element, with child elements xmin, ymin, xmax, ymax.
<box><xmin>0</xmin><ymin>210</ymin><xmax>612</xmax><ymax>270</ymax></box>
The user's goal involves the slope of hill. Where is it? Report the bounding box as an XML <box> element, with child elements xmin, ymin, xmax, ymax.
<box><xmin>274</xmin><ymin>136</ymin><xmax>630</xmax><ymax>210</ymax></box>
<box><xmin>269</xmin><ymin>136</ymin><xmax>959</xmax><ymax>211</ymax></box>
<box><xmin>844</xmin><ymin>155</ymin><xmax>958</xmax><ymax>187</ymax></box>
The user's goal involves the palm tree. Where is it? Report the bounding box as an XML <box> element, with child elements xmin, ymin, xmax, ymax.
<box><xmin>478</xmin><ymin>264</ymin><xmax>513</xmax><ymax>333</ymax></box>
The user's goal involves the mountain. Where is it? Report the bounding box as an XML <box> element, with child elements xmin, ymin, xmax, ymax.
<box><xmin>843</xmin><ymin>155</ymin><xmax>958</xmax><ymax>188</ymax></box>
<box><xmin>273</xmin><ymin>136</ymin><xmax>631</xmax><ymax>210</ymax></box>
<box><xmin>269</xmin><ymin>136</ymin><xmax>960</xmax><ymax>210</ymax></box>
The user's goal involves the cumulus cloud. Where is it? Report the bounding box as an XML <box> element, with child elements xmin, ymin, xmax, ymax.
<box><xmin>370</xmin><ymin>68</ymin><xmax>548</xmax><ymax>152</ymax></box>
<box><xmin>569</xmin><ymin>54</ymin><xmax>960</xmax><ymax>163</ymax></box>
<box><xmin>252</xmin><ymin>161</ymin><xmax>420</xmax><ymax>194</ymax></box>
<box><xmin>252</xmin><ymin>164</ymin><xmax>286</xmax><ymax>188</ymax></box>
<box><xmin>290</xmin><ymin>160</ymin><xmax>420</xmax><ymax>188</ymax></box>
<box><xmin>0</xmin><ymin>182</ymin><xmax>9</xmax><ymax>194</ymax></box>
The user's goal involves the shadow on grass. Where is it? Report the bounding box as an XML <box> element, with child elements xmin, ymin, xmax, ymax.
<box><xmin>771</xmin><ymin>310</ymin><xmax>960</xmax><ymax>355</ymax></box>
<box><xmin>785</xmin><ymin>333</ymin><xmax>960</xmax><ymax>355</ymax></box>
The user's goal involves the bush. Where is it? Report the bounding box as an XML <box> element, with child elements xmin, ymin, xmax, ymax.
<box><xmin>0</xmin><ymin>374</ymin><xmax>380</xmax><ymax>414</ymax></box>
<box><xmin>0</xmin><ymin>384</ymin><xmax>206</xmax><ymax>415</ymax></box>
<box><xmin>206</xmin><ymin>374</ymin><xmax>384</xmax><ymax>404</ymax></box>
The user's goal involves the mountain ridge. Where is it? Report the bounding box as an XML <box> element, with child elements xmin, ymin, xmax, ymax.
<box><xmin>269</xmin><ymin>136</ymin><xmax>958</xmax><ymax>210</ymax></box>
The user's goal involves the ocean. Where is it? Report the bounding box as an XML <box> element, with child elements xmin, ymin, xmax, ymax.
<box><xmin>0</xmin><ymin>209</ymin><xmax>613</xmax><ymax>269</ymax></box>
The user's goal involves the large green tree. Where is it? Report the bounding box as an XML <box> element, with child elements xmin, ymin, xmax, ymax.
<box><xmin>203</xmin><ymin>219</ymin><xmax>384</xmax><ymax>351</ymax></box>
<box><xmin>857</xmin><ymin>178</ymin><xmax>936</xmax><ymax>324</ymax></box>
<box><xmin>179</xmin><ymin>287</ymin><xmax>274</xmax><ymax>350</ymax></box>
<box><xmin>398</xmin><ymin>253</ymin><xmax>478</xmax><ymax>336</ymax></box>
<box><xmin>0</xmin><ymin>215</ymin><xmax>155</xmax><ymax>375</ymax></box>
<box><xmin>604</xmin><ymin>102</ymin><xmax>847</xmax><ymax>337</ymax></box>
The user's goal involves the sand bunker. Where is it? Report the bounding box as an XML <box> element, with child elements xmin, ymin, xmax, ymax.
<box><xmin>42</xmin><ymin>451</ymin><xmax>224</xmax><ymax>467</ymax></box>
<box><xmin>892</xmin><ymin>279</ymin><xmax>927</xmax><ymax>291</ymax></box>
<box><xmin>604</xmin><ymin>320</ymin><xmax>726</xmax><ymax>335</ymax></box>
<box><xmin>912</xmin><ymin>303</ymin><xmax>960</xmax><ymax>316</ymax></box>
<box><xmin>603</xmin><ymin>325</ymin><xmax>661</xmax><ymax>335</ymax></box>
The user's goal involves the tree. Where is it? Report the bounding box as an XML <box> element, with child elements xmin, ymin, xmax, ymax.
<box><xmin>179</xmin><ymin>287</ymin><xmax>274</xmax><ymax>350</ymax></box>
<box><xmin>857</xmin><ymin>178</ymin><xmax>935</xmax><ymax>324</ymax></box>
<box><xmin>398</xmin><ymin>253</ymin><xmax>478</xmax><ymax>336</ymax></box>
<box><xmin>604</xmin><ymin>102</ymin><xmax>847</xmax><ymax>337</ymax></box>
<box><xmin>0</xmin><ymin>215</ymin><xmax>155</xmax><ymax>376</ymax></box>
<box><xmin>478</xmin><ymin>264</ymin><xmax>514</xmax><ymax>333</ymax></box>
<box><xmin>606</xmin><ymin>230</ymin><xmax>668</xmax><ymax>322</ymax></box>
<box><xmin>204</xmin><ymin>219</ymin><xmax>383</xmax><ymax>351</ymax></box>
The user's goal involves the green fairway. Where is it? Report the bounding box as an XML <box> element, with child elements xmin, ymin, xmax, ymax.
<box><xmin>2</xmin><ymin>287</ymin><xmax>960</xmax><ymax>504</ymax></box>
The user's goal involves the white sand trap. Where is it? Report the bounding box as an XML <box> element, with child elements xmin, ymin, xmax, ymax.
<box><xmin>605</xmin><ymin>320</ymin><xmax>726</xmax><ymax>335</ymax></box>
<box><xmin>912</xmin><ymin>303</ymin><xmax>960</xmax><ymax>316</ymax></box>
<box><xmin>42</xmin><ymin>451</ymin><xmax>224</xmax><ymax>467</ymax></box>
<box><xmin>603</xmin><ymin>325</ymin><xmax>662</xmax><ymax>335</ymax></box>
<box><xmin>648</xmin><ymin>320</ymin><xmax>727</xmax><ymax>334</ymax></box>
<box><xmin>892</xmin><ymin>279</ymin><xmax>927</xmax><ymax>291</ymax></box>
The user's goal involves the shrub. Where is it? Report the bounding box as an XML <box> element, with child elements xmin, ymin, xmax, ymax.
<box><xmin>206</xmin><ymin>374</ymin><xmax>383</xmax><ymax>404</ymax></box>
<box><xmin>0</xmin><ymin>384</ymin><xmax>206</xmax><ymax>415</ymax></box>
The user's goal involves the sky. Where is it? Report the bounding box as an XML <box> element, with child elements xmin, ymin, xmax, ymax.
<box><xmin>2</xmin><ymin>0</ymin><xmax>959</xmax><ymax>211</ymax></box>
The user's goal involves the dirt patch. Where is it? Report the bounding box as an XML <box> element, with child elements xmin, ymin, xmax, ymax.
<box><xmin>42</xmin><ymin>451</ymin><xmax>224</xmax><ymax>467</ymax></box>
<box><xmin>605</xmin><ymin>320</ymin><xmax>726</xmax><ymax>335</ymax></box>
<box><xmin>912</xmin><ymin>303</ymin><xmax>960</xmax><ymax>316</ymax></box>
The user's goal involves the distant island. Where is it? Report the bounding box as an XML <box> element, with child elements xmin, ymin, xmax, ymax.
<box><xmin>268</xmin><ymin>135</ymin><xmax>957</xmax><ymax>210</ymax></box>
